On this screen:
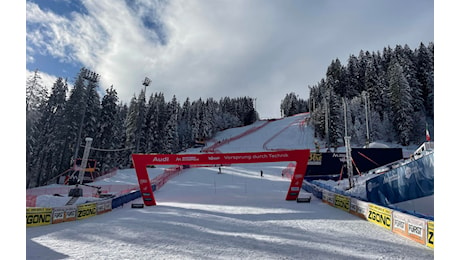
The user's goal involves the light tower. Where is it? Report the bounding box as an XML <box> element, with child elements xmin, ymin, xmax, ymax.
<box><xmin>135</xmin><ymin>77</ymin><xmax>151</xmax><ymax>153</ymax></box>
<box><xmin>77</xmin><ymin>137</ymin><xmax>94</xmax><ymax>185</ymax></box>
<box><xmin>342</xmin><ymin>97</ymin><xmax>354</xmax><ymax>189</ymax></box>
<box><xmin>72</xmin><ymin>68</ymin><xmax>100</xmax><ymax>166</ymax></box>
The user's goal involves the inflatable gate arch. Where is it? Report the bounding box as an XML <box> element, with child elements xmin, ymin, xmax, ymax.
<box><xmin>132</xmin><ymin>149</ymin><xmax>310</xmax><ymax>206</ymax></box>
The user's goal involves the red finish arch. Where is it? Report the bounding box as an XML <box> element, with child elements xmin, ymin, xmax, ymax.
<box><xmin>132</xmin><ymin>149</ymin><xmax>310</xmax><ymax>206</ymax></box>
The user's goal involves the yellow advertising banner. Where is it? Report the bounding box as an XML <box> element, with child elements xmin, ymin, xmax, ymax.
<box><xmin>367</xmin><ymin>203</ymin><xmax>392</xmax><ymax>230</ymax></box>
<box><xmin>26</xmin><ymin>207</ymin><xmax>52</xmax><ymax>227</ymax></box>
<box><xmin>426</xmin><ymin>221</ymin><xmax>434</xmax><ymax>249</ymax></box>
<box><xmin>334</xmin><ymin>194</ymin><xmax>350</xmax><ymax>212</ymax></box>
<box><xmin>77</xmin><ymin>203</ymin><xmax>97</xmax><ymax>220</ymax></box>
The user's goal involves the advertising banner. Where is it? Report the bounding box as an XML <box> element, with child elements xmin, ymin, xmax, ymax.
<box><xmin>26</xmin><ymin>207</ymin><xmax>52</xmax><ymax>227</ymax></box>
<box><xmin>322</xmin><ymin>190</ymin><xmax>335</xmax><ymax>206</ymax></box>
<box><xmin>305</xmin><ymin>152</ymin><xmax>344</xmax><ymax>180</ymax></box>
<box><xmin>77</xmin><ymin>203</ymin><xmax>97</xmax><ymax>220</ymax></box>
<box><xmin>366</xmin><ymin>153</ymin><xmax>434</xmax><ymax>206</ymax></box>
<box><xmin>427</xmin><ymin>221</ymin><xmax>434</xmax><ymax>248</ymax></box>
<box><xmin>334</xmin><ymin>194</ymin><xmax>350</xmax><ymax>212</ymax></box>
<box><xmin>96</xmin><ymin>199</ymin><xmax>112</xmax><ymax>214</ymax></box>
<box><xmin>349</xmin><ymin>198</ymin><xmax>368</xmax><ymax>219</ymax></box>
<box><xmin>132</xmin><ymin>149</ymin><xmax>310</xmax><ymax>206</ymax></box>
<box><xmin>367</xmin><ymin>203</ymin><xmax>392</xmax><ymax>230</ymax></box>
<box><xmin>392</xmin><ymin>211</ymin><xmax>427</xmax><ymax>245</ymax></box>
<box><xmin>52</xmin><ymin>206</ymin><xmax>77</xmax><ymax>224</ymax></box>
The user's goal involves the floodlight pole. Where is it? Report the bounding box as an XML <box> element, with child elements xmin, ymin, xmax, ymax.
<box><xmin>78</xmin><ymin>137</ymin><xmax>93</xmax><ymax>184</ymax></box>
<box><xmin>135</xmin><ymin>77</ymin><xmax>151</xmax><ymax>153</ymax></box>
<box><xmin>72</xmin><ymin>68</ymin><xmax>100</xmax><ymax>165</ymax></box>
<box><xmin>343</xmin><ymin>97</ymin><xmax>354</xmax><ymax>189</ymax></box>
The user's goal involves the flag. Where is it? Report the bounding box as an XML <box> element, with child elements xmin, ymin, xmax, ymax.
<box><xmin>426</xmin><ymin>124</ymin><xmax>431</xmax><ymax>142</ymax></box>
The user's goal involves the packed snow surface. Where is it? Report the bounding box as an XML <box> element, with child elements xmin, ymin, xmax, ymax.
<box><xmin>26</xmin><ymin>114</ymin><xmax>434</xmax><ymax>259</ymax></box>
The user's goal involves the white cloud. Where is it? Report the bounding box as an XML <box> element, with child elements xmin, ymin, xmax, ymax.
<box><xmin>26</xmin><ymin>69</ymin><xmax>55</xmax><ymax>91</ymax></box>
<box><xmin>26</xmin><ymin>0</ymin><xmax>434</xmax><ymax>118</ymax></box>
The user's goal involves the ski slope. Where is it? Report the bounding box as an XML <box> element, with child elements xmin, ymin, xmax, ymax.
<box><xmin>26</xmin><ymin>113</ymin><xmax>434</xmax><ymax>259</ymax></box>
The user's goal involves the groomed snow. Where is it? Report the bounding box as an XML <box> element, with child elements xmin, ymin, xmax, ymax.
<box><xmin>26</xmin><ymin>113</ymin><xmax>435</xmax><ymax>259</ymax></box>
<box><xmin>27</xmin><ymin>165</ymin><xmax>434</xmax><ymax>259</ymax></box>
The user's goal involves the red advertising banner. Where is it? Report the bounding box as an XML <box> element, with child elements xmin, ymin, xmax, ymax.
<box><xmin>132</xmin><ymin>149</ymin><xmax>310</xmax><ymax>206</ymax></box>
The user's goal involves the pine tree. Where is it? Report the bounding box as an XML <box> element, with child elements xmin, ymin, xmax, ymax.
<box><xmin>96</xmin><ymin>85</ymin><xmax>120</xmax><ymax>172</ymax></box>
<box><xmin>145</xmin><ymin>92</ymin><xmax>168</xmax><ymax>153</ymax></box>
<box><xmin>164</xmin><ymin>95</ymin><xmax>180</xmax><ymax>153</ymax></box>
<box><xmin>115</xmin><ymin>102</ymin><xmax>131</xmax><ymax>168</ymax></box>
<box><xmin>26</xmin><ymin>69</ymin><xmax>48</xmax><ymax>187</ymax></box>
<box><xmin>125</xmin><ymin>95</ymin><xmax>139</xmax><ymax>156</ymax></box>
<box><xmin>202</xmin><ymin>98</ymin><xmax>217</xmax><ymax>139</ymax></box>
<box><xmin>81</xmin><ymin>81</ymin><xmax>101</xmax><ymax>145</ymax></box>
<box><xmin>345</xmin><ymin>55</ymin><xmax>361</xmax><ymax>98</ymax></box>
<box><xmin>281</xmin><ymin>93</ymin><xmax>297</xmax><ymax>117</ymax></box>
<box><xmin>191</xmin><ymin>98</ymin><xmax>204</xmax><ymax>141</ymax></box>
<box><xmin>326</xmin><ymin>59</ymin><xmax>346</xmax><ymax>97</ymax></box>
<box><xmin>28</xmin><ymin>77</ymin><xmax>67</xmax><ymax>187</ymax></box>
<box><xmin>328</xmin><ymin>92</ymin><xmax>343</xmax><ymax>149</ymax></box>
<box><xmin>388</xmin><ymin>61</ymin><xmax>414</xmax><ymax>146</ymax></box>
<box><xmin>416</xmin><ymin>42</ymin><xmax>434</xmax><ymax>119</ymax></box>
<box><xmin>178</xmin><ymin>97</ymin><xmax>193</xmax><ymax>150</ymax></box>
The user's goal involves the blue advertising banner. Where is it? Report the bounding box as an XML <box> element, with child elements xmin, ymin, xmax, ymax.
<box><xmin>366</xmin><ymin>153</ymin><xmax>433</xmax><ymax>206</ymax></box>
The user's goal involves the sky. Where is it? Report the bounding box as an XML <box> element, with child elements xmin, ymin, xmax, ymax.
<box><xmin>26</xmin><ymin>113</ymin><xmax>435</xmax><ymax>259</ymax></box>
<box><xmin>25</xmin><ymin>0</ymin><xmax>434</xmax><ymax>119</ymax></box>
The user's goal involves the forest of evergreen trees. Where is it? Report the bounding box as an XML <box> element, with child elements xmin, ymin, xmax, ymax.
<box><xmin>26</xmin><ymin>42</ymin><xmax>433</xmax><ymax>188</ymax></box>
<box><xmin>26</xmin><ymin>68</ymin><xmax>258</xmax><ymax>188</ymax></box>
<box><xmin>281</xmin><ymin>42</ymin><xmax>434</xmax><ymax>150</ymax></box>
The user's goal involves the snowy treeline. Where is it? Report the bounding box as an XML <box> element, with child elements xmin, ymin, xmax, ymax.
<box><xmin>281</xmin><ymin>42</ymin><xmax>434</xmax><ymax>149</ymax></box>
<box><xmin>26</xmin><ymin>68</ymin><xmax>258</xmax><ymax>188</ymax></box>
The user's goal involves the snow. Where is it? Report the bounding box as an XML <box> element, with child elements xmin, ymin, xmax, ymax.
<box><xmin>25</xmin><ymin>113</ymin><xmax>435</xmax><ymax>259</ymax></box>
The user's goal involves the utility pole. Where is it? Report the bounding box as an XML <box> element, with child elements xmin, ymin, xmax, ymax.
<box><xmin>324</xmin><ymin>98</ymin><xmax>329</xmax><ymax>151</ymax></box>
<box><xmin>364</xmin><ymin>91</ymin><xmax>370</xmax><ymax>148</ymax></box>
<box><xmin>135</xmin><ymin>77</ymin><xmax>151</xmax><ymax>153</ymax></box>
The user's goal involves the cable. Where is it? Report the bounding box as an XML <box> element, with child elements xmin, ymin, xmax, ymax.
<box><xmin>80</xmin><ymin>145</ymin><xmax>135</xmax><ymax>152</ymax></box>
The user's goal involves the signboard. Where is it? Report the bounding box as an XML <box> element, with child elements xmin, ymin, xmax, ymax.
<box><xmin>334</xmin><ymin>194</ymin><xmax>350</xmax><ymax>212</ymax></box>
<box><xmin>77</xmin><ymin>203</ymin><xmax>97</xmax><ymax>220</ymax></box>
<box><xmin>132</xmin><ymin>149</ymin><xmax>310</xmax><ymax>206</ymax></box>
<box><xmin>392</xmin><ymin>211</ymin><xmax>427</xmax><ymax>245</ymax></box>
<box><xmin>349</xmin><ymin>198</ymin><xmax>368</xmax><ymax>220</ymax></box>
<box><xmin>52</xmin><ymin>206</ymin><xmax>77</xmax><ymax>224</ymax></box>
<box><xmin>322</xmin><ymin>190</ymin><xmax>335</xmax><ymax>206</ymax></box>
<box><xmin>367</xmin><ymin>203</ymin><xmax>392</xmax><ymax>230</ymax></box>
<box><xmin>427</xmin><ymin>221</ymin><xmax>434</xmax><ymax>249</ymax></box>
<box><xmin>26</xmin><ymin>207</ymin><xmax>52</xmax><ymax>227</ymax></box>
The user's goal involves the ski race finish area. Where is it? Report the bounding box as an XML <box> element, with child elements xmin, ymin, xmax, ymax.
<box><xmin>132</xmin><ymin>149</ymin><xmax>310</xmax><ymax>206</ymax></box>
